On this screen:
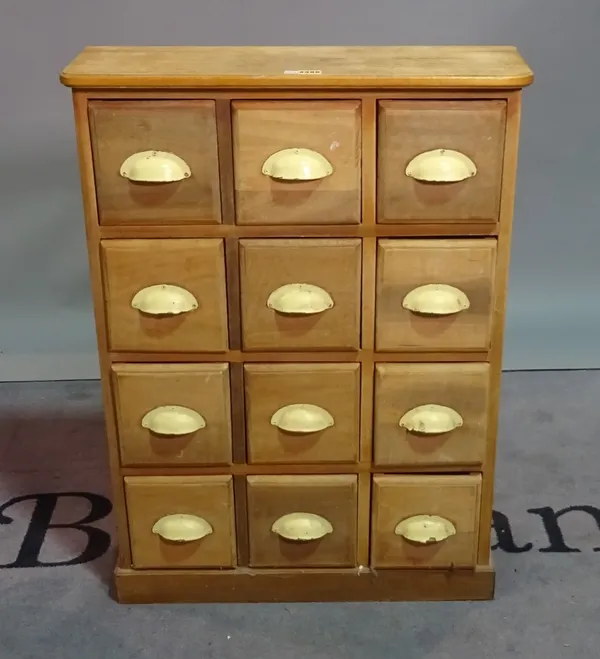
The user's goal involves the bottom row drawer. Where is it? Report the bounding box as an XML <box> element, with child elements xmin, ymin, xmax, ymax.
<box><xmin>125</xmin><ymin>474</ymin><xmax>481</xmax><ymax>570</ymax></box>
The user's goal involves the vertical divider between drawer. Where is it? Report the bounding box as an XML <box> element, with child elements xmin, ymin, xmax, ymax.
<box><xmin>215</xmin><ymin>99</ymin><xmax>236</xmax><ymax>224</ymax></box>
<box><xmin>233</xmin><ymin>475</ymin><xmax>250</xmax><ymax>566</ymax></box>
<box><xmin>478</xmin><ymin>90</ymin><xmax>523</xmax><ymax>564</ymax></box>
<box><xmin>357</xmin><ymin>97</ymin><xmax>377</xmax><ymax>567</ymax></box>
<box><xmin>72</xmin><ymin>91</ymin><xmax>133</xmax><ymax>567</ymax></box>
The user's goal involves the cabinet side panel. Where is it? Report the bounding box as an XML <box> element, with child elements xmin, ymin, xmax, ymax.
<box><xmin>72</xmin><ymin>91</ymin><xmax>132</xmax><ymax>565</ymax></box>
<box><xmin>478</xmin><ymin>90</ymin><xmax>523</xmax><ymax>563</ymax></box>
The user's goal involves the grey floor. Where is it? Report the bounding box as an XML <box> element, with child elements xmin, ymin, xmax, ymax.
<box><xmin>1</xmin><ymin>370</ymin><xmax>600</xmax><ymax>658</ymax></box>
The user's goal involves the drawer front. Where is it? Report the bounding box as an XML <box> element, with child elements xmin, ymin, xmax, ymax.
<box><xmin>374</xmin><ymin>363</ymin><xmax>489</xmax><ymax>467</ymax></box>
<box><xmin>376</xmin><ymin>239</ymin><xmax>496</xmax><ymax>351</ymax></box>
<box><xmin>232</xmin><ymin>101</ymin><xmax>361</xmax><ymax>225</ymax></box>
<box><xmin>112</xmin><ymin>363</ymin><xmax>232</xmax><ymax>466</ymax></box>
<box><xmin>239</xmin><ymin>239</ymin><xmax>361</xmax><ymax>351</ymax></box>
<box><xmin>102</xmin><ymin>239</ymin><xmax>228</xmax><ymax>352</ymax></box>
<box><xmin>244</xmin><ymin>363</ymin><xmax>360</xmax><ymax>464</ymax></box>
<box><xmin>125</xmin><ymin>475</ymin><xmax>236</xmax><ymax>569</ymax></box>
<box><xmin>377</xmin><ymin>100</ymin><xmax>505</xmax><ymax>223</ymax></box>
<box><xmin>90</xmin><ymin>101</ymin><xmax>221</xmax><ymax>225</ymax></box>
<box><xmin>247</xmin><ymin>475</ymin><xmax>358</xmax><ymax>567</ymax></box>
<box><xmin>371</xmin><ymin>475</ymin><xmax>481</xmax><ymax>568</ymax></box>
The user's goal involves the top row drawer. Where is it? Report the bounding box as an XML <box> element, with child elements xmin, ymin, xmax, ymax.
<box><xmin>89</xmin><ymin>100</ymin><xmax>506</xmax><ymax>226</ymax></box>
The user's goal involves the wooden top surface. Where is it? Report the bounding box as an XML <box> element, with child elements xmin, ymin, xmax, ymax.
<box><xmin>60</xmin><ymin>45</ymin><xmax>533</xmax><ymax>89</ymax></box>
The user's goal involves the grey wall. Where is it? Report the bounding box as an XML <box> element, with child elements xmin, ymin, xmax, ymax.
<box><xmin>1</xmin><ymin>0</ymin><xmax>599</xmax><ymax>381</ymax></box>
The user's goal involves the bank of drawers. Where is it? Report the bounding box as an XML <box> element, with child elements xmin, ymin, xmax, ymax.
<box><xmin>93</xmin><ymin>97</ymin><xmax>504</xmax><ymax>574</ymax></box>
<box><xmin>102</xmin><ymin>237</ymin><xmax>496</xmax><ymax>353</ymax></box>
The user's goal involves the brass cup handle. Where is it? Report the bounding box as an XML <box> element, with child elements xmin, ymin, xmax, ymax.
<box><xmin>402</xmin><ymin>284</ymin><xmax>470</xmax><ymax>316</ymax></box>
<box><xmin>272</xmin><ymin>512</ymin><xmax>333</xmax><ymax>541</ymax></box>
<box><xmin>152</xmin><ymin>514</ymin><xmax>213</xmax><ymax>542</ymax></box>
<box><xmin>120</xmin><ymin>150</ymin><xmax>191</xmax><ymax>182</ymax></box>
<box><xmin>262</xmin><ymin>148</ymin><xmax>333</xmax><ymax>181</ymax></box>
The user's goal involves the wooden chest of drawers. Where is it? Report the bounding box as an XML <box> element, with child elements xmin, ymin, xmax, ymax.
<box><xmin>60</xmin><ymin>45</ymin><xmax>533</xmax><ymax>604</ymax></box>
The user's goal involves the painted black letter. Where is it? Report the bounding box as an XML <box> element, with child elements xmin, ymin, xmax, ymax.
<box><xmin>528</xmin><ymin>505</ymin><xmax>600</xmax><ymax>553</ymax></box>
<box><xmin>491</xmin><ymin>510</ymin><xmax>533</xmax><ymax>552</ymax></box>
<box><xmin>0</xmin><ymin>492</ymin><xmax>112</xmax><ymax>567</ymax></box>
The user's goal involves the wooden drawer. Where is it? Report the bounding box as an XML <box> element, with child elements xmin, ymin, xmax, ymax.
<box><xmin>239</xmin><ymin>238</ymin><xmax>361</xmax><ymax>351</ymax></box>
<box><xmin>247</xmin><ymin>475</ymin><xmax>358</xmax><ymax>567</ymax></box>
<box><xmin>244</xmin><ymin>363</ymin><xmax>360</xmax><ymax>464</ymax></box>
<box><xmin>376</xmin><ymin>239</ymin><xmax>496</xmax><ymax>352</ymax></box>
<box><xmin>112</xmin><ymin>363</ymin><xmax>232</xmax><ymax>466</ymax></box>
<box><xmin>89</xmin><ymin>101</ymin><xmax>221</xmax><ymax>225</ymax></box>
<box><xmin>125</xmin><ymin>475</ymin><xmax>236</xmax><ymax>569</ymax></box>
<box><xmin>374</xmin><ymin>363</ymin><xmax>489</xmax><ymax>467</ymax></box>
<box><xmin>377</xmin><ymin>100</ymin><xmax>505</xmax><ymax>223</ymax></box>
<box><xmin>232</xmin><ymin>101</ymin><xmax>361</xmax><ymax>225</ymax></box>
<box><xmin>101</xmin><ymin>239</ymin><xmax>228</xmax><ymax>352</ymax></box>
<box><xmin>371</xmin><ymin>475</ymin><xmax>481</xmax><ymax>568</ymax></box>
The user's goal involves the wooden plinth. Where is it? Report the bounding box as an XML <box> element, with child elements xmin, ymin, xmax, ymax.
<box><xmin>113</xmin><ymin>564</ymin><xmax>495</xmax><ymax>604</ymax></box>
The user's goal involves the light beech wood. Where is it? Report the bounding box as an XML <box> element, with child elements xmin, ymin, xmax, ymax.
<box><xmin>239</xmin><ymin>238</ymin><xmax>361</xmax><ymax>351</ymax></box>
<box><xmin>371</xmin><ymin>474</ymin><xmax>481</xmax><ymax>568</ymax></box>
<box><xmin>244</xmin><ymin>363</ymin><xmax>360</xmax><ymax>464</ymax></box>
<box><xmin>61</xmin><ymin>45</ymin><xmax>531</xmax><ymax>604</ymax></box>
<box><xmin>357</xmin><ymin>98</ymin><xmax>378</xmax><ymax>566</ymax></box>
<box><xmin>119</xmin><ymin>462</ymin><xmax>482</xmax><ymax>477</ymax></box>
<box><xmin>101</xmin><ymin>238</ymin><xmax>228</xmax><ymax>352</ymax></box>
<box><xmin>376</xmin><ymin>238</ymin><xmax>496</xmax><ymax>351</ymax></box>
<box><xmin>114</xmin><ymin>563</ymin><xmax>494</xmax><ymax>603</ymax></box>
<box><xmin>81</xmin><ymin>89</ymin><xmax>516</xmax><ymax>101</ymax></box>
<box><xmin>71</xmin><ymin>92</ymin><xmax>132</xmax><ymax>566</ymax></box>
<box><xmin>112</xmin><ymin>363</ymin><xmax>232</xmax><ymax>466</ymax></box>
<box><xmin>232</xmin><ymin>101</ymin><xmax>361</xmax><ymax>225</ymax></box>
<box><xmin>247</xmin><ymin>475</ymin><xmax>358</xmax><ymax>568</ymax></box>
<box><xmin>60</xmin><ymin>46</ymin><xmax>533</xmax><ymax>89</ymax></box>
<box><xmin>99</xmin><ymin>222</ymin><xmax>499</xmax><ymax>240</ymax></box>
<box><xmin>478</xmin><ymin>91</ymin><xmax>523</xmax><ymax>564</ymax></box>
<box><xmin>378</xmin><ymin>101</ymin><xmax>506</xmax><ymax>223</ymax></box>
<box><xmin>125</xmin><ymin>475</ymin><xmax>235</xmax><ymax>569</ymax></box>
<box><xmin>374</xmin><ymin>363</ymin><xmax>490</xmax><ymax>467</ymax></box>
<box><xmin>89</xmin><ymin>101</ymin><xmax>221</xmax><ymax>225</ymax></box>
<box><xmin>107</xmin><ymin>350</ymin><xmax>489</xmax><ymax>364</ymax></box>
<box><xmin>215</xmin><ymin>100</ymin><xmax>236</xmax><ymax>224</ymax></box>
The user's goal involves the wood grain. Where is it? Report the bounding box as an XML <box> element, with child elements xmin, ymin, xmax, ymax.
<box><xmin>356</xmin><ymin>100</ymin><xmax>378</xmax><ymax>567</ymax></box>
<box><xmin>359</xmin><ymin>238</ymin><xmax>376</xmax><ymax>463</ymax></box>
<box><xmin>62</xmin><ymin>45</ymin><xmax>532</xmax><ymax>604</ymax></box>
<box><xmin>373</xmin><ymin>362</ymin><xmax>490</xmax><ymax>468</ymax></box>
<box><xmin>224</xmin><ymin>238</ymin><xmax>242</xmax><ymax>350</ymax></box>
<box><xmin>357</xmin><ymin>473</ymin><xmax>372</xmax><ymax>567</ymax></box>
<box><xmin>81</xmin><ymin>89</ymin><xmax>518</xmax><ymax>101</ymax></box>
<box><xmin>114</xmin><ymin>564</ymin><xmax>495</xmax><ymax>603</ymax></box>
<box><xmin>246</xmin><ymin>475</ymin><xmax>358</xmax><ymax>568</ymax></box>
<box><xmin>229</xmin><ymin>362</ymin><xmax>247</xmax><ymax>464</ymax></box>
<box><xmin>89</xmin><ymin>100</ymin><xmax>221</xmax><ymax>225</ymax></box>
<box><xmin>239</xmin><ymin>238</ymin><xmax>362</xmax><ymax>351</ymax></box>
<box><xmin>232</xmin><ymin>101</ymin><xmax>361</xmax><ymax>225</ymax></box>
<box><xmin>101</xmin><ymin>238</ymin><xmax>229</xmax><ymax>352</ymax></box>
<box><xmin>233</xmin><ymin>475</ymin><xmax>250</xmax><ymax>566</ymax></box>
<box><xmin>378</xmin><ymin>100</ymin><xmax>506</xmax><ymax>223</ymax></box>
<box><xmin>119</xmin><ymin>462</ymin><xmax>482</xmax><ymax>477</ymax></box>
<box><xmin>72</xmin><ymin>92</ymin><xmax>132</xmax><ymax>566</ymax></box>
<box><xmin>124</xmin><ymin>475</ymin><xmax>236</xmax><ymax>568</ymax></box>
<box><xmin>107</xmin><ymin>350</ymin><xmax>489</xmax><ymax>364</ymax></box>
<box><xmin>111</xmin><ymin>362</ymin><xmax>232</xmax><ymax>466</ymax></box>
<box><xmin>215</xmin><ymin>100</ymin><xmax>236</xmax><ymax>224</ymax></box>
<box><xmin>371</xmin><ymin>474</ymin><xmax>482</xmax><ymax>568</ymax></box>
<box><xmin>478</xmin><ymin>91</ymin><xmax>523</xmax><ymax>564</ymax></box>
<box><xmin>60</xmin><ymin>46</ymin><xmax>533</xmax><ymax>89</ymax></box>
<box><xmin>376</xmin><ymin>238</ymin><xmax>497</xmax><ymax>351</ymax></box>
<box><xmin>98</xmin><ymin>222</ymin><xmax>499</xmax><ymax>239</ymax></box>
<box><xmin>244</xmin><ymin>363</ymin><xmax>360</xmax><ymax>464</ymax></box>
